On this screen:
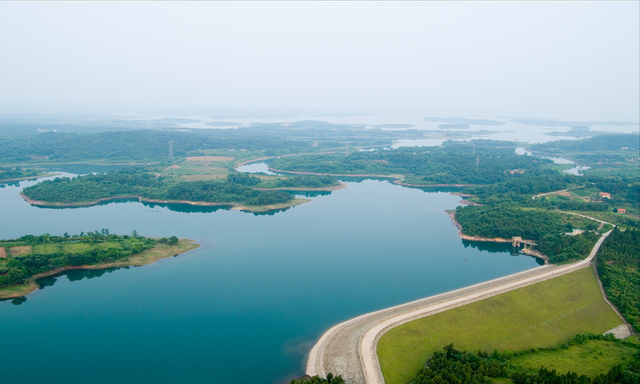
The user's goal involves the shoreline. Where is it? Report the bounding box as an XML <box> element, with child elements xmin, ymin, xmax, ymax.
<box><xmin>0</xmin><ymin>239</ymin><xmax>200</xmax><ymax>299</ymax></box>
<box><xmin>232</xmin><ymin>198</ymin><xmax>310</xmax><ymax>212</ymax></box>
<box><xmin>447</xmin><ymin>210</ymin><xmax>511</xmax><ymax>243</ymax></box>
<box><xmin>393</xmin><ymin>181</ymin><xmax>476</xmax><ymax>188</ymax></box>
<box><xmin>446</xmin><ymin>210</ymin><xmax>549</xmax><ymax>263</ymax></box>
<box><xmin>0</xmin><ymin>173</ymin><xmax>54</xmax><ymax>183</ymax></box>
<box><xmin>20</xmin><ymin>193</ymin><xmax>309</xmax><ymax>213</ymax></box>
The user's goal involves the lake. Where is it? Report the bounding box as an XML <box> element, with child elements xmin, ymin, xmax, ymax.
<box><xmin>0</xmin><ymin>176</ymin><xmax>539</xmax><ymax>384</ymax></box>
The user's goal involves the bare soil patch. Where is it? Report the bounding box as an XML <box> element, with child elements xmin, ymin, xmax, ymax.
<box><xmin>10</xmin><ymin>246</ymin><xmax>31</xmax><ymax>256</ymax></box>
<box><xmin>0</xmin><ymin>248</ymin><xmax>6</xmax><ymax>258</ymax></box>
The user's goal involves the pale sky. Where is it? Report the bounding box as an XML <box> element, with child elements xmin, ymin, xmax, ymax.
<box><xmin>1</xmin><ymin>1</ymin><xmax>638</xmax><ymax>121</ymax></box>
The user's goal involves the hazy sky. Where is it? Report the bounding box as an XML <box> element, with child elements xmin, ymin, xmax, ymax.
<box><xmin>1</xmin><ymin>2</ymin><xmax>638</xmax><ymax>121</ymax></box>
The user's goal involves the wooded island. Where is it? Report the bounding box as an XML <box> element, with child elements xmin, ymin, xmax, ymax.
<box><xmin>0</xmin><ymin>230</ymin><xmax>199</xmax><ymax>299</ymax></box>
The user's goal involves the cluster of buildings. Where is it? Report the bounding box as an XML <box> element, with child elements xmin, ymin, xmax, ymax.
<box><xmin>599</xmin><ymin>192</ymin><xmax>626</xmax><ymax>214</ymax></box>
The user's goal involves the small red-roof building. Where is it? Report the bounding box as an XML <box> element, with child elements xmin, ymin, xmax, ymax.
<box><xmin>599</xmin><ymin>192</ymin><xmax>611</xmax><ymax>199</ymax></box>
<box><xmin>617</xmin><ymin>208</ymin><xmax>626</xmax><ymax>214</ymax></box>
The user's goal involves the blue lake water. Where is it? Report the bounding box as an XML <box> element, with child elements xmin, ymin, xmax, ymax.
<box><xmin>0</xmin><ymin>177</ymin><xmax>538</xmax><ymax>384</ymax></box>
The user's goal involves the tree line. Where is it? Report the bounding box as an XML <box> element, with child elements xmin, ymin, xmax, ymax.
<box><xmin>270</xmin><ymin>140</ymin><xmax>556</xmax><ymax>185</ymax></box>
<box><xmin>0</xmin><ymin>130</ymin><xmax>313</xmax><ymax>162</ymax></box>
<box><xmin>596</xmin><ymin>228</ymin><xmax>640</xmax><ymax>332</ymax></box>
<box><xmin>413</xmin><ymin>334</ymin><xmax>639</xmax><ymax>384</ymax></box>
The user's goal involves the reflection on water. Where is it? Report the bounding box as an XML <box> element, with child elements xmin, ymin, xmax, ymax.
<box><xmin>33</xmin><ymin>197</ymin><xmax>141</xmax><ymax>210</ymax></box>
<box><xmin>1</xmin><ymin>268</ymin><xmax>124</xmax><ymax>306</ymax></box>
<box><xmin>31</xmin><ymin>197</ymin><xmax>295</xmax><ymax>215</ymax></box>
<box><xmin>462</xmin><ymin>239</ymin><xmax>515</xmax><ymax>254</ymax></box>
<box><xmin>38</xmin><ymin>267</ymin><xmax>123</xmax><ymax>288</ymax></box>
<box><xmin>291</xmin><ymin>190</ymin><xmax>332</xmax><ymax>198</ymax></box>
<box><xmin>462</xmin><ymin>240</ymin><xmax>545</xmax><ymax>265</ymax></box>
<box><xmin>249</xmin><ymin>207</ymin><xmax>293</xmax><ymax>216</ymax></box>
<box><xmin>12</xmin><ymin>296</ymin><xmax>27</xmax><ymax>305</ymax></box>
<box><xmin>141</xmin><ymin>201</ymin><xmax>233</xmax><ymax>213</ymax></box>
<box><xmin>0</xmin><ymin>181</ymin><xmax>21</xmax><ymax>188</ymax></box>
<box><xmin>0</xmin><ymin>296</ymin><xmax>28</xmax><ymax>305</ymax></box>
<box><xmin>401</xmin><ymin>185</ymin><xmax>466</xmax><ymax>194</ymax></box>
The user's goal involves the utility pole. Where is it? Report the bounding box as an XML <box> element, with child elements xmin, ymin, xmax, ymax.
<box><xmin>168</xmin><ymin>140</ymin><xmax>174</xmax><ymax>159</ymax></box>
<box><xmin>472</xmin><ymin>144</ymin><xmax>475</xmax><ymax>157</ymax></box>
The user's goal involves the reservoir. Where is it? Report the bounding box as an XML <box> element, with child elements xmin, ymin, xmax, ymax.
<box><xmin>0</xmin><ymin>176</ymin><xmax>538</xmax><ymax>384</ymax></box>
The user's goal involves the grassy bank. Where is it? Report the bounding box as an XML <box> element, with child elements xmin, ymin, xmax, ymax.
<box><xmin>0</xmin><ymin>239</ymin><xmax>199</xmax><ymax>299</ymax></box>
<box><xmin>377</xmin><ymin>268</ymin><xmax>624</xmax><ymax>384</ymax></box>
<box><xmin>509</xmin><ymin>339</ymin><xmax>638</xmax><ymax>377</ymax></box>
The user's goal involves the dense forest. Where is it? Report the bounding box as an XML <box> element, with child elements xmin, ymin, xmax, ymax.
<box><xmin>21</xmin><ymin>169</ymin><xmax>295</xmax><ymax>206</ymax></box>
<box><xmin>0</xmin><ymin>231</ymin><xmax>174</xmax><ymax>289</ymax></box>
<box><xmin>454</xmin><ymin>205</ymin><xmax>576</xmax><ymax>240</ymax></box>
<box><xmin>412</xmin><ymin>335</ymin><xmax>639</xmax><ymax>384</ymax></box>
<box><xmin>271</xmin><ymin>140</ymin><xmax>555</xmax><ymax>185</ymax></box>
<box><xmin>463</xmin><ymin>174</ymin><xmax>577</xmax><ymax>200</ymax></box>
<box><xmin>0</xmin><ymin>130</ymin><xmax>314</xmax><ymax>162</ymax></box>
<box><xmin>596</xmin><ymin>228</ymin><xmax>640</xmax><ymax>332</ymax></box>
<box><xmin>461</xmin><ymin>173</ymin><xmax>638</xmax><ymax>216</ymax></box>
<box><xmin>0</xmin><ymin>119</ymin><xmax>429</xmax><ymax>163</ymax></box>
<box><xmin>537</xmin><ymin>231</ymin><xmax>600</xmax><ymax>264</ymax></box>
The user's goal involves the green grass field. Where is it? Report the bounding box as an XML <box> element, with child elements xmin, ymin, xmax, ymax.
<box><xmin>510</xmin><ymin>339</ymin><xmax>638</xmax><ymax>377</ymax></box>
<box><xmin>377</xmin><ymin>268</ymin><xmax>624</xmax><ymax>384</ymax></box>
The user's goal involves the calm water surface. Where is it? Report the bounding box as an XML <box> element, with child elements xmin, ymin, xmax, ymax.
<box><xmin>0</xmin><ymin>177</ymin><xmax>538</xmax><ymax>384</ymax></box>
